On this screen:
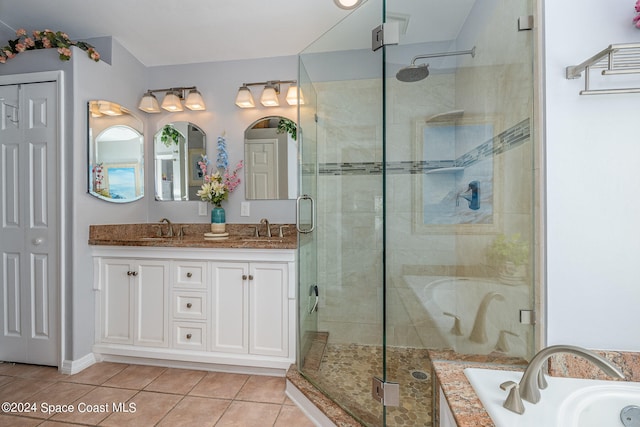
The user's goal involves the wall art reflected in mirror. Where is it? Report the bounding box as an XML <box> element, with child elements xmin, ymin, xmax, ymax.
<box><xmin>154</xmin><ymin>122</ymin><xmax>206</xmax><ymax>201</ymax></box>
<box><xmin>88</xmin><ymin>100</ymin><xmax>144</xmax><ymax>203</ymax></box>
<box><xmin>244</xmin><ymin>116</ymin><xmax>297</xmax><ymax>200</ymax></box>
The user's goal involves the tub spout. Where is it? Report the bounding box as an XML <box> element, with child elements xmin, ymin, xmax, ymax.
<box><xmin>468</xmin><ymin>291</ymin><xmax>505</xmax><ymax>344</ymax></box>
<box><xmin>502</xmin><ymin>345</ymin><xmax>625</xmax><ymax>414</ymax></box>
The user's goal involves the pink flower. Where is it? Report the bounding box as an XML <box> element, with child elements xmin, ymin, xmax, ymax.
<box><xmin>57</xmin><ymin>47</ymin><xmax>72</xmax><ymax>58</ymax></box>
<box><xmin>24</xmin><ymin>37</ymin><xmax>35</xmax><ymax>48</ymax></box>
<box><xmin>16</xmin><ymin>28</ymin><xmax>27</xmax><ymax>37</ymax></box>
<box><xmin>3</xmin><ymin>50</ymin><xmax>15</xmax><ymax>59</ymax></box>
<box><xmin>42</xmin><ymin>38</ymin><xmax>51</xmax><ymax>48</ymax></box>
<box><xmin>636</xmin><ymin>0</ymin><xmax>640</xmax><ymax>13</ymax></box>
<box><xmin>0</xmin><ymin>56</ymin><xmax>5</xmax><ymax>64</ymax></box>
<box><xmin>15</xmin><ymin>43</ymin><xmax>26</xmax><ymax>53</ymax></box>
<box><xmin>88</xmin><ymin>48</ymin><xmax>100</xmax><ymax>61</ymax></box>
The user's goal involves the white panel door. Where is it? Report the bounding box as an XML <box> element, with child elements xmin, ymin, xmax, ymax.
<box><xmin>0</xmin><ymin>82</ymin><xmax>58</xmax><ymax>366</ymax></box>
<box><xmin>134</xmin><ymin>260</ymin><xmax>168</xmax><ymax>347</ymax></box>
<box><xmin>244</xmin><ymin>139</ymin><xmax>278</xmax><ymax>199</ymax></box>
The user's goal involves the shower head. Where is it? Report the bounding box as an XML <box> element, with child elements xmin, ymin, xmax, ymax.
<box><xmin>396</xmin><ymin>46</ymin><xmax>476</xmax><ymax>83</ymax></box>
<box><xmin>396</xmin><ymin>63</ymin><xmax>430</xmax><ymax>82</ymax></box>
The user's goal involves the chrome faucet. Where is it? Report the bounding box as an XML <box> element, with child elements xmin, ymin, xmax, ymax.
<box><xmin>158</xmin><ymin>218</ymin><xmax>174</xmax><ymax>237</ymax></box>
<box><xmin>260</xmin><ymin>218</ymin><xmax>271</xmax><ymax>237</ymax></box>
<box><xmin>501</xmin><ymin>345</ymin><xmax>625</xmax><ymax>414</ymax></box>
<box><xmin>468</xmin><ymin>292</ymin><xmax>505</xmax><ymax>343</ymax></box>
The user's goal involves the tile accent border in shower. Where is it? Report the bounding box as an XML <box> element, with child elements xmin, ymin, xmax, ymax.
<box><xmin>303</xmin><ymin>118</ymin><xmax>530</xmax><ymax>176</ymax></box>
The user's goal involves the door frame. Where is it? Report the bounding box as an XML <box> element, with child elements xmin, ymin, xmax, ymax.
<box><xmin>0</xmin><ymin>71</ymin><xmax>66</xmax><ymax>369</ymax></box>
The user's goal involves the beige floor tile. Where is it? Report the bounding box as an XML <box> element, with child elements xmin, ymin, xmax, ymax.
<box><xmin>144</xmin><ymin>368</ymin><xmax>206</xmax><ymax>395</ymax></box>
<box><xmin>236</xmin><ymin>375</ymin><xmax>286</xmax><ymax>404</ymax></box>
<box><xmin>102</xmin><ymin>365</ymin><xmax>166</xmax><ymax>390</ymax></box>
<box><xmin>64</xmin><ymin>362</ymin><xmax>128</xmax><ymax>385</ymax></box>
<box><xmin>51</xmin><ymin>386</ymin><xmax>138</xmax><ymax>425</ymax></box>
<box><xmin>275</xmin><ymin>404</ymin><xmax>317</xmax><ymax>427</ymax></box>
<box><xmin>0</xmin><ymin>375</ymin><xmax>15</xmax><ymax>387</ymax></box>
<box><xmin>189</xmin><ymin>372</ymin><xmax>249</xmax><ymax>399</ymax></box>
<box><xmin>157</xmin><ymin>396</ymin><xmax>230</xmax><ymax>427</ymax></box>
<box><xmin>100</xmin><ymin>391</ymin><xmax>181</xmax><ymax>426</ymax></box>
<box><xmin>26</xmin><ymin>381</ymin><xmax>95</xmax><ymax>419</ymax></box>
<box><xmin>0</xmin><ymin>377</ymin><xmax>55</xmax><ymax>402</ymax></box>
<box><xmin>0</xmin><ymin>363</ymin><xmax>49</xmax><ymax>378</ymax></box>
<box><xmin>0</xmin><ymin>414</ymin><xmax>42</xmax><ymax>426</ymax></box>
<box><xmin>215</xmin><ymin>401</ymin><xmax>281</xmax><ymax>427</ymax></box>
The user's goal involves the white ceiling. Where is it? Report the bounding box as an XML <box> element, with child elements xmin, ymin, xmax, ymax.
<box><xmin>0</xmin><ymin>0</ymin><xmax>475</xmax><ymax>67</ymax></box>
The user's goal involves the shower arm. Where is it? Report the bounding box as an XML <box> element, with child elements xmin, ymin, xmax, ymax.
<box><xmin>409</xmin><ymin>46</ymin><xmax>476</xmax><ymax>66</ymax></box>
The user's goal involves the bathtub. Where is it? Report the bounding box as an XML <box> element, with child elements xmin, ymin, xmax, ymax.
<box><xmin>402</xmin><ymin>275</ymin><xmax>531</xmax><ymax>357</ymax></box>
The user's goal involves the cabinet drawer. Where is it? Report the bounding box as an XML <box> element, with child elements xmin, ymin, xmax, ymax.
<box><xmin>173</xmin><ymin>261</ymin><xmax>207</xmax><ymax>289</ymax></box>
<box><xmin>173</xmin><ymin>322</ymin><xmax>206</xmax><ymax>350</ymax></box>
<box><xmin>172</xmin><ymin>292</ymin><xmax>207</xmax><ymax>320</ymax></box>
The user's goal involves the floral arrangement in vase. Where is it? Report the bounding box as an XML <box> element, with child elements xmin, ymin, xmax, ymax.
<box><xmin>486</xmin><ymin>233</ymin><xmax>530</xmax><ymax>284</ymax></box>
<box><xmin>634</xmin><ymin>0</ymin><xmax>640</xmax><ymax>28</ymax></box>
<box><xmin>196</xmin><ymin>136</ymin><xmax>243</xmax><ymax>208</ymax></box>
<box><xmin>1</xmin><ymin>28</ymin><xmax>100</xmax><ymax>64</ymax></box>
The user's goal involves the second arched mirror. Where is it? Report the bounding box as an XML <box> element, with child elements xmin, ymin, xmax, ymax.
<box><xmin>154</xmin><ymin>122</ymin><xmax>206</xmax><ymax>201</ymax></box>
<box><xmin>244</xmin><ymin>116</ymin><xmax>297</xmax><ymax>200</ymax></box>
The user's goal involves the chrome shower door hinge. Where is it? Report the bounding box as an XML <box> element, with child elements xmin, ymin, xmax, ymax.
<box><xmin>371</xmin><ymin>377</ymin><xmax>400</xmax><ymax>406</ymax></box>
<box><xmin>371</xmin><ymin>22</ymin><xmax>399</xmax><ymax>51</ymax></box>
<box><xmin>520</xmin><ymin>309</ymin><xmax>536</xmax><ymax>325</ymax></box>
<box><xmin>518</xmin><ymin>15</ymin><xmax>534</xmax><ymax>31</ymax></box>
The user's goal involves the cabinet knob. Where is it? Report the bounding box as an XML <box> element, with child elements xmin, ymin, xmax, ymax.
<box><xmin>186</xmin><ymin>272</ymin><xmax>192</xmax><ymax>278</ymax></box>
<box><xmin>131</xmin><ymin>271</ymin><xmax>138</xmax><ymax>277</ymax></box>
<box><xmin>249</xmin><ymin>275</ymin><xmax>254</xmax><ymax>280</ymax></box>
<box><xmin>186</xmin><ymin>303</ymin><xmax>192</xmax><ymax>308</ymax></box>
<box><xmin>242</xmin><ymin>274</ymin><xmax>247</xmax><ymax>280</ymax></box>
<box><xmin>186</xmin><ymin>333</ymin><xmax>192</xmax><ymax>340</ymax></box>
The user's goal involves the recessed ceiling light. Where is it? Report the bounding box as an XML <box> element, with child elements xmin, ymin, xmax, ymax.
<box><xmin>334</xmin><ymin>0</ymin><xmax>364</xmax><ymax>10</ymax></box>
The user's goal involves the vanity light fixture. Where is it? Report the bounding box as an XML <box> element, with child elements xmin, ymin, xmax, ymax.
<box><xmin>138</xmin><ymin>86</ymin><xmax>206</xmax><ymax>113</ymax></box>
<box><xmin>97</xmin><ymin>100</ymin><xmax>123</xmax><ymax>116</ymax></box>
<box><xmin>234</xmin><ymin>80</ymin><xmax>301</xmax><ymax>108</ymax></box>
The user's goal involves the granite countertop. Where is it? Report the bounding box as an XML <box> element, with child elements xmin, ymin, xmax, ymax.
<box><xmin>430</xmin><ymin>348</ymin><xmax>640</xmax><ymax>427</ymax></box>
<box><xmin>429</xmin><ymin>350</ymin><xmax>527</xmax><ymax>427</ymax></box>
<box><xmin>88</xmin><ymin>223</ymin><xmax>297</xmax><ymax>250</ymax></box>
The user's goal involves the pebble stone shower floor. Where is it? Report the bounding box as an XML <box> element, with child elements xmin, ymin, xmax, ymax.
<box><xmin>303</xmin><ymin>340</ymin><xmax>433</xmax><ymax>427</ymax></box>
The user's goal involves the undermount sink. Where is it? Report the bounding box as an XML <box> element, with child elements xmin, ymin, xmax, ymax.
<box><xmin>464</xmin><ymin>367</ymin><xmax>640</xmax><ymax>427</ymax></box>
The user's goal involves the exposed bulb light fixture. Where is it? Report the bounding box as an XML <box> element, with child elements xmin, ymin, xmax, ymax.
<box><xmin>334</xmin><ymin>0</ymin><xmax>364</xmax><ymax>10</ymax></box>
<box><xmin>138</xmin><ymin>86</ymin><xmax>205</xmax><ymax>113</ymax></box>
<box><xmin>234</xmin><ymin>80</ymin><xmax>301</xmax><ymax>108</ymax></box>
<box><xmin>235</xmin><ymin>86</ymin><xmax>255</xmax><ymax>108</ymax></box>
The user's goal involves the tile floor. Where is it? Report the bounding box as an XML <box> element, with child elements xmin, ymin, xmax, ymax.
<box><xmin>0</xmin><ymin>361</ymin><xmax>316</xmax><ymax>426</ymax></box>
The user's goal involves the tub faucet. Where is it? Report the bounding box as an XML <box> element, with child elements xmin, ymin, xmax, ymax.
<box><xmin>501</xmin><ymin>345</ymin><xmax>625</xmax><ymax>414</ymax></box>
<box><xmin>468</xmin><ymin>291</ymin><xmax>505</xmax><ymax>343</ymax></box>
<box><xmin>456</xmin><ymin>180</ymin><xmax>480</xmax><ymax>210</ymax></box>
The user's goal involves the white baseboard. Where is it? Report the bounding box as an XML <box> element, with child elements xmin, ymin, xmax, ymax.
<box><xmin>285</xmin><ymin>379</ymin><xmax>336</xmax><ymax>427</ymax></box>
<box><xmin>60</xmin><ymin>353</ymin><xmax>97</xmax><ymax>375</ymax></box>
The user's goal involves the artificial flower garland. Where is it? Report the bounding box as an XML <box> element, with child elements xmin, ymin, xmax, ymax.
<box><xmin>0</xmin><ymin>28</ymin><xmax>100</xmax><ymax>64</ymax></box>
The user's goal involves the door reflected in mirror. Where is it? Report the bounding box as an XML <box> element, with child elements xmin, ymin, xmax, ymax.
<box><xmin>154</xmin><ymin>122</ymin><xmax>206</xmax><ymax>201</ymax></box>
<box><xmin>244</xmin><ymin>116</ymin><xmax>297</xmax><ymax>200</ymax></box>
<box><xmin>88</xmin><ymin>100</ymin><xmax>144</xmax><ymax>203</ymax></box>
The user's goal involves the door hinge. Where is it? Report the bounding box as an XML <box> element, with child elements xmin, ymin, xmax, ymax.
<box><xmin>520</xmin><ymin>309</ymin><xmax>536</xmax><ymax>325</ymax></box>
<box><xmin>371</xmin><ymin>22</ymin><xmax>400</xmax><ymax>52</ymax></box>
<box><xmin>518</xmin><ymin>15</ymin><xmax>534</xmax><ymax>31</ymax></box>
<box><xmin>372</xmin><ymin>377</ymin><xmax>400</xmax><ymax>406</ymax></box>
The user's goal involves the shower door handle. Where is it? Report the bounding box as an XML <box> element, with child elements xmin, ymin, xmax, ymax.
<box><xmin>296</xmin><ymin>194</ymin><xmax>315</xmax><ymax>234</ymax></box>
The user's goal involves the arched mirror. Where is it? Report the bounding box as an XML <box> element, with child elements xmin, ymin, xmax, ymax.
<box><xmin>88</xmin><ymin>100</ymin><xmax>144</xmax><ymax>203</ymax></box>
<box><xmin>154</xmin><ymin>122</ymin><xmax>206</xmax><ymax>201</ymax></box>
<box><xmin>244</xmin><ymin>116</ymin><xmax>297</xmax><ymax>200</ymax></box>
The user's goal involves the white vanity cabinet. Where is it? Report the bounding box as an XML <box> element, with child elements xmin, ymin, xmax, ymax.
<box><xmin>92</xmin><ymin>246</ymin><xmax>296</xmax><ymax>374</ymax></box>
<box><xmin>99</xmin><ymin>258</ymin><xmax>169</xmax><ymax>347</ymax></box>
<box><xmin>211</xmin><ymin>262</ymin><xmax>289</xmax><ymax>357</ymax></box>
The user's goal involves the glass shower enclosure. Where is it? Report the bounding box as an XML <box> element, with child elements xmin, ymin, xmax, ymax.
<box><xmin>297</xmin><ymin>0</ymin><xmax>536</xmax><ymax>425</ymax></box>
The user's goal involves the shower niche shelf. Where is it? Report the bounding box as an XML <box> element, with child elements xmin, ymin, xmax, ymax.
<box><xmin>566</xmin><ymin>43</ymin><xmax>640</xmax><ymax>95</ymax></box>
<box><xmin>425</xmin><ymin>166</ymin><xmax>464</xmax><ymax>174</ymax></box>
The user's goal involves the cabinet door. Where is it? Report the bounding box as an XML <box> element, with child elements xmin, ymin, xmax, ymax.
<box><xmin>134</xmin><ymin>260</ymin><xmax>169</xmax><ymax>347</ymax></box>
<box><xmin>249</xmin><ymin>263</ymin><xmax>288</xmax><ymax>357</ymax></box>
<box><xmin>101</xmin><ymin>260</ymin><xmax>134</xmax><ymax>344</ymax></box>
<box><xmin>211</xmin><ymin>262</ymin><xmax>248</xmax><ymax>353</ymax></box>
